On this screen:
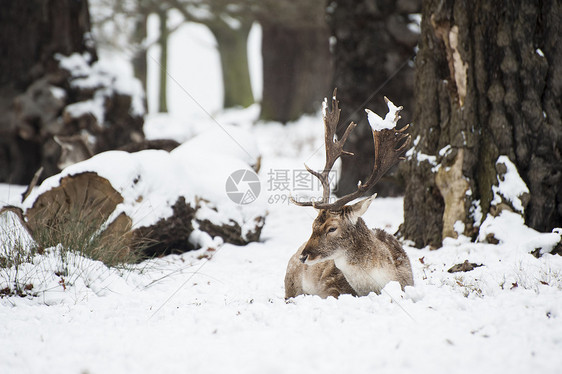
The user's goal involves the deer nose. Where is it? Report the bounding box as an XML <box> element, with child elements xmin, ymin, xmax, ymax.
<box><xmin>300</xmin><ymin>254</ymin><xmax>308</xmax><ymax>263</ymax></box>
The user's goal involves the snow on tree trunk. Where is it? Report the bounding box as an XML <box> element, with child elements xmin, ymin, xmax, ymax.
<box><xmin>402</xmin><ymin>0</ymin><xmax>562</xmax><ymax>248</ymax></box>
<box><xmin>0</xmin><ymin>0</ymin><xmax>145</xmax><ymax>185</ymax></box>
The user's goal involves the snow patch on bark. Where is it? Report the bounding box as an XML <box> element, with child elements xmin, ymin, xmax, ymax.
<box><xmin>491</xmin><ymin>155</ymin><xmax>530</xmax><ymax>214</ymax></box>
<box><xmin>57</xmin><ymin>52</ymin><xmax>145</xmax><ymax>118</ymax></box>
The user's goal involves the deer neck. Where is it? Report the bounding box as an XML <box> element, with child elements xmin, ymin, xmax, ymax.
<box><xmin>332</xmin><ymin>218</ymin><xmax>393</xmax><ymax>296</ymax></box>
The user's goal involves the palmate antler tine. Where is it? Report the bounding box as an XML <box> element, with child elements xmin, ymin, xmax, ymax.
<box><xmin>292</xmin><ymin>90</ymin><xmax>411</xmax><ymax>210</ymax></box>
<box><xmin>397</xmin><ymin>123</ymin><xmax>410</xmax><ymax>133</ymax></box>
<box><xmin>313</xmin><ymin>125</ymin><xmax>412</xmax><ymax>211</ymax></box>
<box><xmin>395</xmin><ymin>134</ymin><xmax>412</xmax><ymax>154</ymax></box>
<box><xmin>339</xmin><ymin>121</ymin><xmax>357</xmax><ymax>147</ymax></box>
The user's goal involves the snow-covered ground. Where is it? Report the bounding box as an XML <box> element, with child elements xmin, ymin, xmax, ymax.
<box><xmin>2</xmin><ymin>107</ymin><xmax>562</xmax><ymax>373</ymax></box>
<box><xmin>1</xmin><ymin>15</ymin><xmax>562</xmax><ymax>374</ymax></box>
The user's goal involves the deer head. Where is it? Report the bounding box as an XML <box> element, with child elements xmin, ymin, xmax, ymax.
<box><xmin>293</xmin><ymin>89</ymin><xmax>411</xmax><ymax>265</ymax></box>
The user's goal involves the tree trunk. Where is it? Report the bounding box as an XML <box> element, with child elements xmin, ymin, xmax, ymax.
<box><xmin>0</xmin><ymin>0</ymin><xmax>95</xmax><ymax>184</ymax></box>
<box><xmin>132</xmin><ymin>13</ymin><xmax>148</xmax><ymax>95</ymax></box>
<box><xmin>259</xmin><ymin>21</ymin><xmax>333</xmax><ymax>123</ymax></box>
<box><xmin>0</xmin><ymin>0</ymin><xmax>145</xmax><ymax>186</ymax></box>
<box><xmin>402</xmin><ymin>0</ymin><xmax>562</xmax><ymax>248</ymax></box>
<box><xmin>158</xmin><ymin>9</ymin><xmax>169</xmax><ymax>113</ymax></box>
<box><xmin>328</xmin><ymin>0</ymin><xmax>420</xmax><ymax>197</ymax></box>
<box><xmin>208</xmin><ymin>20</ymin><xmax>255</xmax><ymax>109</ymax></box>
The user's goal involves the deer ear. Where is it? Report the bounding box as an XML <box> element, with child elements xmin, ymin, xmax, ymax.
<box><xmin>347</xmin><ymin>194</ymin><xmax>377</xmax><ymax>224</ymax></box>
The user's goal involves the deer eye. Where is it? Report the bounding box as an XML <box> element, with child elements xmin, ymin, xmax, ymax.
<box><xmin>327</xmin><ymin>227</ymin><xmax>337</xmax><ymax>233</ymax></box>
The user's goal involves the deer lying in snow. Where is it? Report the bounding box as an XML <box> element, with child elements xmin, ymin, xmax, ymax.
<box><xmin>284</xmin><ymin>91</ymin><xmax>414</xmax><ymax>299</ymax></box>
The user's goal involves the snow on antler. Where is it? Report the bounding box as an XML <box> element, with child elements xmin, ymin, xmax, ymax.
<box><xmin>365</xmin><ymin>97</ymin><xmax>403</xmax><ymax>132</ymax></box>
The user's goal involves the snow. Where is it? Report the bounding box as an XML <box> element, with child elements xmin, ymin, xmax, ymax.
<box><xmin>0</xmin><ymin>184</ymin><xmax>25</xmax><ymax>207</ymax></box>
<box><xmin>439</xmin><ymin>144</ymin><xmax>452</xmax><ymax>157</ymax></box>
<box><xmin>49</xmin><ymin>86</ymin><xmax>66</xmax><ymax>101</ymax></box>
<box><xmin>56</xmin><ymin>52</ymin><xmax>93</xmax><ymax>75</ymax></box>
<box><xmin>22</xmin><ymin>140</ymin><xmax>263</xmax><ymax>234</ymax></box>
<box><xmin>1</xmin><ymin>14</ymin><xmax>562</xmax><ymax>374</ymax></box>
<box><xmin>171</xmin><ymin>122</ymin><xmax>260</xmax><ymax>168</ymax></box>
<box><xmin>491</xmin><ymin>155</ymin><xmax>530</xmax><ymax>213</ymax></box>
<box><xmin>406</xmin><ymin>135</ymin><xmax>438</xmax><ymax>167</ymax></box>
<box><xmin>365</xmin><ymin>97</ymin><xmax>402</xmax><ymax>132</ymax></box>
<box><xmin>478</xmin><ymin>210</ymin><xmax>561</xmax><ymax>254</ymax></box>
<box><xmin>470</xmin><ymin>199</ymin><xmax>483</xmax><ymax>228</ymax></box>
<box><xmin>408</xmin><ymin>14</ymin><xmax>422</xmax><ymax>34</ymax></box>
<box><xmin>3</xmin><ymin>169</ymin><xmax>562</xmax><ymax>373</ymax></box>
<box><xmin>58</xmin><ymin>52</ymin><xmax>146</xmax><ymax>121</ymax></box>
<box><xmin>3</xmin><ymin>106</ymin><xmax>562</xmax><ymax>373</ymax></box>
<box><xmin>0</xmin><ymin>209</ymin><xmax>34</xmax><ymax>255</ymax></box>
<box><xmin>64</xmin><ymin>94</ymin><xmax>106</xmax><ymax>124</ymax></box>
<box><xmin>144</xmin><ymin>113</ymin><xmax>201</xmax><ymax>143</ymax></box>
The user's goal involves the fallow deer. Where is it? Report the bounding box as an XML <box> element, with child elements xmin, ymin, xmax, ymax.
<box><xmin>284</xmin><ymin>90</ymin><xmax>414</xmax><ymax>299</ymax></box>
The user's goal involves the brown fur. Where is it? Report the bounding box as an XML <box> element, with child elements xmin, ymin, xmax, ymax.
<box><xmin>285</xmin><ymin>243</ymin><xmax>356</xmax><ymax>298</ymax></box>
<box><xmin>284</xmin><ymin>198</ymin><xmax>414</xmax><ymax>298</ymax></box>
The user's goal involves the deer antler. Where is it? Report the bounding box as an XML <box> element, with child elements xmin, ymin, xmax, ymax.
<box><xmin>292</xmin><ymin>91</ymin><xmax>411</xmax><ymax>211</ymax></box>
<box><xmin>291</xmin><ymin>89</ymin><xmax>356</xmax><ymax>207</ymax></box>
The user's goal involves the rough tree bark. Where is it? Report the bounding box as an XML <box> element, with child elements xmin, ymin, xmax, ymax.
<box><xmin>0</xmin><ymin>0</ymin><xmax>145</xmax><ymax>185</ymax></box>
<box><xmin>402</xmin><ymin>0</ymin><xmax>562</xmax><ymax>248</ymax></box>
<box><xmin>258</xmin><ymin>0</ymin><xmax>332</xmax><ymax>123</ymax></box>
<box><xmin>328</xmin><ymin>0</ymin><xmax>420</xmax><ymax>196</ymax></box>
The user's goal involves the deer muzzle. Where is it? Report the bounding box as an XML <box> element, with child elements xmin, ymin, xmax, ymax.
<box><xmin>300</xmin><ymin>245</ymin><xmax>321</xmax><ymax>264</ymax></box>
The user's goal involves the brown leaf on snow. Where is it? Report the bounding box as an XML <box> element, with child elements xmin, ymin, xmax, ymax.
<box><xmin>447</xmin><ymin>260</ymin><xmax>483</xmax><ymax>273</ymax></box>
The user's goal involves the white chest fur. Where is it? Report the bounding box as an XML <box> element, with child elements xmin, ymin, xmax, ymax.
<box><xmin>334</xmin><ymin>257</ymin><xmax>394</xmax><ymax>296</ymax></box>
<box><xmin>302</xmin><ymin>270</ymin><xmax>320</xmax><ymax>295</ymax></box>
